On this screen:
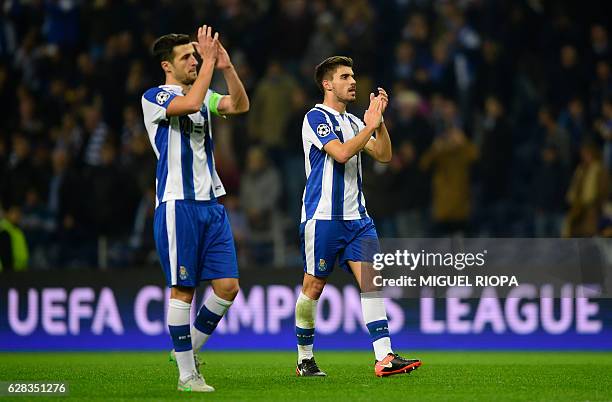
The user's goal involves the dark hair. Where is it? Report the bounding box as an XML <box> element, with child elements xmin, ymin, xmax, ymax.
<box><xmin>152</xmin><ymin>34</ymin><xmax>191</xmax><ymax>63</ymax></box>
<box><xmin>314</xmin><ymin>56</ymin><xmax>353</xmax><ymax>94</ymax></box>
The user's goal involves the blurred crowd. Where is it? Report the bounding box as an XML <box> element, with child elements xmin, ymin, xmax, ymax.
<box><xmin>0</xmin><ymin>0</ymin><xmax>611</xmax><ymax>270</ymax></box>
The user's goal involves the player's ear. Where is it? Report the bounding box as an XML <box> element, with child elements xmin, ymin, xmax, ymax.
<box><xmin>161</xmin><ymin>60</ymin><xmax>172</xmax><ymax>74</ymax></box>
<box><xmin>322</xmin><ymin>79</ymin><xmax>332</xmax><ymax>92</ymax></box>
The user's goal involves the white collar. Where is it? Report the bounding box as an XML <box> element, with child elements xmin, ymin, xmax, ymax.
<box><xmin>160</xmin><ymin>84</ymin><xmax>184</xmax><ymax>95</ymax></box>
<box><xmin>315</xmin><ymin>103</ymin><xmax>346</xmax><ymax>117</ymax></box>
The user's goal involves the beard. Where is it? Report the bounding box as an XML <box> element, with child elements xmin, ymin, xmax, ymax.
<box><xmin>179</xmin><ymin>70</ymin><xmax>197</xmax><ymax>86</ymax></box>
<box><xmin>182</xmin><ymin>75</ymin><xmax>196</xmax><ymax>85</ymax></box>
<box><xmin>333</xmin><ymin>88</ymin><xmax>356</xmax><ymax>104</ymax></box>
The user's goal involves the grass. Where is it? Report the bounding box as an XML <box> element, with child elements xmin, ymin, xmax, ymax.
<box><xmin>0</xmin><ymin>351</ymin><xmax>611</xmax><ymax>401</ymax></box>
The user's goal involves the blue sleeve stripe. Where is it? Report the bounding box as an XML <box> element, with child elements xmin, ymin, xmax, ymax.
<box><xmin>179</xmin><ymin>117</ymin><xmax>195</xmax><ymax>199</ymax></box>
<box><xmin>155</xmin><ymin>122</ymin><xmax>169</xmax><ymax>204</ymax></box>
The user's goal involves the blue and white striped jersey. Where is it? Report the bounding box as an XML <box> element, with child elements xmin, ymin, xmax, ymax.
<box><xmin>301</xmin><ymin>103</ymin><xmax>370</xmax><ymax>222</ymax></box>
<box><xmin>141</xmin><ymin>85</ymin><xmax>225</xmax><ymax>207</ymax></box>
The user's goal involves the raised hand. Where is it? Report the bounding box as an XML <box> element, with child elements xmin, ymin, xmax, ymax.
<box><xmin>192</xmin><ymin>25</ymin><xmax>218</xmax><ymax>63</ymax></box>
<box><xmin>215</xmin><ymin>41</ymin><xmax>233</xmax><ymax>70</ymax></box>
<box><xmin>364</xmin><ymin>92</ymin><xmax>383</xmax><ymax>129</ymax></box>
<box><xmin>376</xmin><ymin>87</ymin><xmax>389</xmax><ymax>114</ymax></box>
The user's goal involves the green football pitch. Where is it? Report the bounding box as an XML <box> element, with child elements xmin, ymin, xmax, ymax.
<box><xmin>1</xmin><ymin>351</ymin><xmax>611</xmax><ymax>401</ymax></box>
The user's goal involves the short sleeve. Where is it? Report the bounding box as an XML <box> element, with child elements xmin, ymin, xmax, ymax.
<box><xmin>142</xmin><ymin>87</ymin><xmax>177</xmax><ymax>123</ymax></box>
<box><xmin>303</xmin><ymin>110</ymin><xmax>339</xmax><ymax>150</ymax></box>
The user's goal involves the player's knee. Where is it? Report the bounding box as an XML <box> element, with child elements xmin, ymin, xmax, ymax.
<box><xmin>226</xmin><ymin>283</ymin><xmax>240</xmax><ymax>300</ymax></box>
<box><xmin>216</xmin><ymin>281</ymin><xmax>240</xmax><ymax>301</ymax></box>
<box><xmin>302</xmin><ymin>278</ymin><xmax>325</xmax><ymax>300</ymax></box>
<box><xmin>171</xmin><ymin>286</ymin><xmax>195</xmax><ymax>303</ymax></box>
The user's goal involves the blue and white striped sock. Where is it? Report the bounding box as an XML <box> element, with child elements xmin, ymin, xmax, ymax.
<box><xmin>361</xmin><ymin>292</ymin><xmax>393</xmax><ymax>361</ymax></box>
<box><xmin>295</xmin><ymin>292</ymin><xmax>317</xmax><ymax>361</ymax></box>
<box><xmin>192</xmin><ymin>292</ymin><xmax>233</xmax><ymax>352</ymax></box>
<box><xmin>168</xmin><ymin>298</ymin><xmax>195</xmax><ymax>381</ymax></box>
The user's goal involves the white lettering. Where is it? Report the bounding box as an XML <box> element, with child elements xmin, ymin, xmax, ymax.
<box><xmin>228</xmin><ymin>286</ymin><xmax>265</xmax><ymax>334</ymax></box>
<box><xmin>505</xmin><ymin>285</ymin><xmax>538</xmax><ymax>334</ymax></box>
<box><xmin>92</xmin><ymin>288</ymin><xmax>123</xmax><ymax>335</ymax></box>
<box><xmin>446</xmin><ymin>288</ymin><xmax>472</xmax><ymax>334</ymax></box>
<box><xmin>134</xmin><ymin>286</ymin><xmax>163</xmax><ymax>335</ymax></box>
<box><xmin>342</xmin><ymin>286</ymin><xmax>363</xmax><ymax>333</ymax></box>
<box><xmin>317</xmin><ymin>285</ymin><xmax>342</xmax><ymax>334</ymax></box>
<box><xmin>69</xmin><ymin>288</ymin><xmax>95</xmax><ymax>335</ymax></box>
<box><xmin>541</xmin><ymin>284</ymin><xmax>573</xmax><ymax>334</ymax></box>
<box><xmin>42</xmin><ymin>288</ymin><xmax>67</xmax><ymax>335</ymax></box>
<box><xmin>576</xmin><ymin>286</ymin><xmax>602</xmax><ymax>334</ymax></box>
<box><xmin>472</xmin><ymin>288</ymin><xmax>505</xmax><ymax>333</ymax></box>
<box><xmin>420</xmin><ymin>288</ymin><xmax>444</xmax><ymax>334</ymax></box>
<box><xmin>8</xmin><ymin>289</ymin><xmax>38</xmax><ymax>335</ymax></box>
<box><xmin>267</xmin><ymin>285</ymin><xmax>294</xmax><ymax>334</ymax></box>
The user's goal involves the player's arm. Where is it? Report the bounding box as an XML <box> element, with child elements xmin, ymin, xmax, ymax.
<box><xmin>166</xmin><ymin>25</ymin><xmax>218</xmax><ymax>117</ymax></box>
<box><xmin>215</xmin><ymin>42</ymin><xmax>250</xmax><ymax>115</ymax></box>
<box><xmin>363</xmin><ymin>87</ymin><xmax>391</xmax><ymax>163</ymax></box>
<box><xmin>323</xmin><ymin>95</ymin><xmax>383</xmax><ymax>164</ymax></box>
<box><xmin>363</xmin><ymin>122</ymin><xmax>392</xmax><ymax>163</ymax></box>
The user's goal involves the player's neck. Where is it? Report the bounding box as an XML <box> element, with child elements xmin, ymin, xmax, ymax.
<box><xmin>322</xmin><ymin>98</ymin><xmax>347</xmax><ymax>114</ymax></box>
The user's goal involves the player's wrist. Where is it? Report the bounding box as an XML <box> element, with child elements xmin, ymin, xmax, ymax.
<box><xmin>201</xmin><ymin>58</ymin><xmax>217</xmax><ymax>68</ymax></box>
<box><xmin>365</xmin><ymin>123</ymin><xmax>378</xmax><ymax>131</ymax></box>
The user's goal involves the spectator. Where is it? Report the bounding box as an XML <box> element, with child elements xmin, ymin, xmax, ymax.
<box><xmin>589</xmin><ymin>24</ymin><xmax>610</xmax><ymax>67</ymax></box>
<box><xmin>563</xmin><ymin>142</ymin><xmax>609</xmax><ymax>237</ymax></box>
<box><xmin>6</xmin><ymin>133</ymin><xmax>35</xmax><ymax>207</ymax></box>
<box><xmin>590</xmin><ymin>61</ymin><xmax>612</xmax><ymax>119</ymax></box>
<box><xmin>475</xmin><ymin>95</ymin><xmax>513</xmax><ymax>236</ymax></box>
<box><xmin>474</xmin><ymin>40</ymin><xmax>512</xmax><ymax>106</ymax></box>
<box><xmin>84</xmin><ymin>142</ymin><xmax>137</xmax><ymax>237</ymax></box>
<box><xmin>391</xmin><ymin>90</ymin><xmax>433</xmax><ymax>154</ymax></box>
<box><xmin>362</xmin><ymin>159</ymin><xmax>397</xmax><ymax>238</ymax></box>
<box><xmin>0</xmin><ymin>206</ymin><xmax>29</xmax><ymax>272</ymax></box>
<box><xmin>550</xmin><ymin>44</ymin><xmax>585</xmax><ymax>107</ymax></box>
<box><xmin>301</xmin><ymin>12</ymin><xmax>339</xmax><ymax>83</ymax></box>
<box><xmin>80</xmin><ymin>105</ymin><xmax>110</xmax><ymax>167</ymax></box>
<box><xmin>391</xmin><ymin>140</ymin><xmax>429</xmax><ymax>237</ymax></box>
<box><xmin>282</xmin><ymin>87</ymin><xmax>311</xmax><ymax>223</ymax></box>
<box><xmin>48</xmin><ymin>148</ymin><xmax>88</xmax><ymax>267</ymax></box>
<box><xmin>426</xmin><ymin>40</ymin><xmax>455</xmax><ymax>96</ymax></box>
<box><xmin>420</xmin><ymin>127</ymin><xmax>478</xmax><ymax>236</ymax></box>
<box><xmin>558</xmin><ymin>97</ymin><xmax>587</xmax><ymax>153</ymax></box>
<box><xmin>537</xmin><ymin>106</ymin><xmax>571</xmax><ymax>167</ymax></box>
<box><xmin>390</xmin><ymin>41</ymin><xmax>416</xmax><ymax>84</ymax></box>
<box><xmin>223</xmin><ymin>195</ymin><xmax>249</xmax><ymax>267</ymax></box>
<box><xmin>271</xmin><ymin>0</ymin><xmax>313</xmax><ymax>67</ymax></box>
<box><xmin>596</xmin><ymin>98</ymin><xmax>612</xmax><ymax>171</ymax></box>
<box><xmin>240</xmin><ymin>147</ymin><xmax>281</xmax><ymax>264</ymax></box>
<box><xmin>401</xmin><ymin>13</ymin><xmax>431</xmax><ymax>66</ymax></box>
<box><xmin>531</xmin><ymin>145</ymin><xmax>569</xmax><ymax>237</ymax></box>
<box><xmin>20</xmin><ymin>188</ymin><xmax>53</xmax><ymax>269</ymax></box>
<box><xmin>247</xmin><ymin>61</ymin><xmax>298</xmax><ymax>157</ymax></box>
